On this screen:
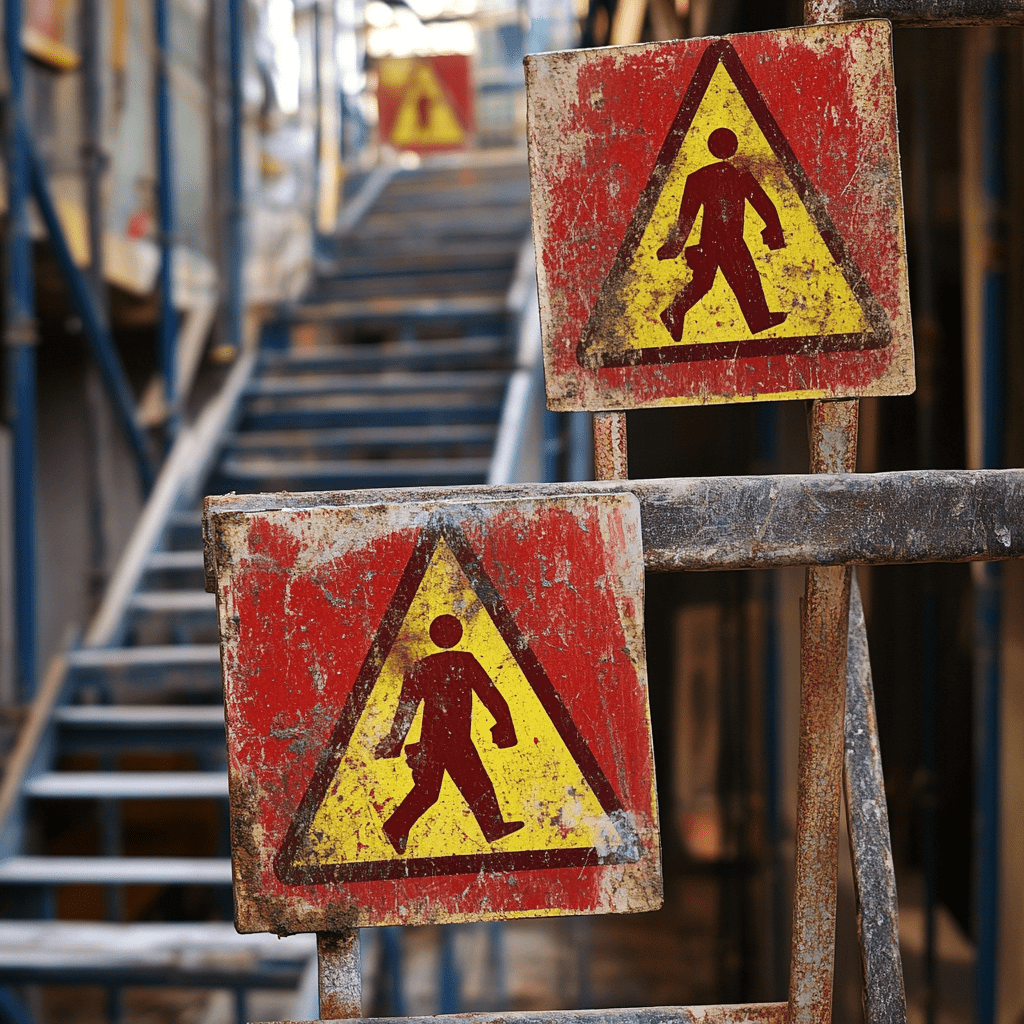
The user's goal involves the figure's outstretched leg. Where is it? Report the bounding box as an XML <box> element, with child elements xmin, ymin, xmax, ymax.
<box><xmin>722</xmin><ymin>248</ymin><xmax>787</xmax><ymax>335</ymax></box>
<box><xmin>661</xmin><ymin>251</ymin><xmax>717</xmax><ymax>342</ymax></box>
<box><xmin>447</xmin><ymin>748</ymin><xmax>524</xmax><ymax>844</ymax></box>
<box><xmin>382</xmin><ymin>760</ymin><xmax>444</xmax><ymax>853</ymax></box>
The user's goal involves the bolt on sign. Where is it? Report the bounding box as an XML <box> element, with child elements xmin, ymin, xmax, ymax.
<box><xmin>207</xmin><ymin>494</ymin><xmax>660</xmax><ymax>932</ymax></box>
<box><xmin>525</xmin><ymin>21</ymin><xmax>915</xmax><ymax>410</ymax></box>
<box><xmin>377</xmin><ymin>55</ymin><xmax>474</xmax><ymax>153</ymax></box>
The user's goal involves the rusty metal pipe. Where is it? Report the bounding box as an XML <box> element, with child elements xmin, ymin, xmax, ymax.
<box><xmin>805</xmin><ymin>0</ymin><xmax>1024</xmax><ymax>24</ymax></box>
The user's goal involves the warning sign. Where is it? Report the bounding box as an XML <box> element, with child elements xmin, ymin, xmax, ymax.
<box><xmin>377</xmin><ymin>55</ymin><xmax>473</xmax><ymax>153</ymax></box>
<box><xmin>210</xmin><ymin>494</ymin><xmax>660</xmax><ymax>931</ymax></box>
<box><xmin>526</xmin><ymin>21</ymin><xmax>914</xmax><ymax>409</ymax></box>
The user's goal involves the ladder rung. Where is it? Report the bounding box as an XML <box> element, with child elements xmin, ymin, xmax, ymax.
<box><xmin>24</xmin><ymin>772</ymin><xmax>228</xmax><ymax>799</ymax></box>
<box><xmin>0</xmin><ymin>856</ymin><xmax>232</xmax><ymax>885</ymax></box>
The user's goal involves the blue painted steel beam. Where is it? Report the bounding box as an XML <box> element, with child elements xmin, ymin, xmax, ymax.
<box><xmin>25</xmin><ymin>134</ymin><xmax>156</xmax><ymax>496</ymax></box>
<box><xmin>227</xmin><ymin>0</ymin><xmax>245</xmax><ymax>356</ymax></box>
<box><xmin>4</xmin><ymin>0</ymin><xmax>38</xmax><ymax>700</ymax></box>
<box><xmin>975</xmin><ymin>40</ymin><xmax>1006</xmax><ymax>1024</ymax></box>
<box><xmin>155</xmin><ymin>0</ymin><xmax>178</xmax><ymax>432</ymax></box>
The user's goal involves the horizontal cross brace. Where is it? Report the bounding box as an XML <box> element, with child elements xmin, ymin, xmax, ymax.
<box><xmin>203</xmin><ymin>469</ymin><xmax>1024</xmax><ymax>587</ymax></box>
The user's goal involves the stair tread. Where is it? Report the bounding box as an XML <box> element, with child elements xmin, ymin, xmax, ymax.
<box><xmin>145</xmin><ymin>550</ymin><xmax>206</xmax><ymax>570</ymax></box>
<box><xmin>249</xmin><ymin>368</ymin><xmax>510</xmax><ymax>397</ymax></box>
<box><xmin>221</xmin><ymin>456</ymin><xmax>491</xmax><ymax>478</ymax></box>
<box><xmin>24</xmin><ymin>771</ymin><xmax>227</xmax><ymax>799</ymax></box>
<box><xmin>0</xmin><ymin>920</ymin><xmax>314</xmax><ymax>968</ymax></box>
<box><xmin>54</xmin><ymin>705</ymin><xmax>225</xmax><ymax>727</ymax></box>
<box><xmin>67</xmin><ymin>645</ymin><xmax>221</xmax><ymax>668</ymax></box>
<box><xmin>129</xmin><ymin>591</ymin><xmax>216</xmax><ymax>613</ymax></box>
<box><xmin>0</xmin><ymin>856</ymin><xmax>231</xmax><ymax>884</ymax></box>
<box><xmin>230</xmin><ymin>423</ymin><xmax>497</xmax><ymax>451</ymax></box>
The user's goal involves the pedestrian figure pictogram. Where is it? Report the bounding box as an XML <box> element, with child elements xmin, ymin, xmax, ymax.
<box><xmin>375</xmin><ymin>613</ymin><xmax>525</xmax><ymax>853</ymax></box>
<box><xmin>657</xmin><ymin>126</ymin><xmax>788</xmax><ymax>340</ymax></box>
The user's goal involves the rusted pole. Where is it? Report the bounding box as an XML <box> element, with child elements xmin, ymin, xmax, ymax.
<box><xmin>593</xmin><ymin>411</ymin><xmax>628</xmax><ymax>481</ymax></box>
<box><xmin>318</xmin><ymin>929</ymin><xmax>362</xmax><ymax>1019</ymax></box>
<box><xmin>788</xmin><ymin>399</ymin><xmax>858</xmax><ymax>1024</ymax></box>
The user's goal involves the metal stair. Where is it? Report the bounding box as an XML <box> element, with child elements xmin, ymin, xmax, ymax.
<box><xmin>0</xmin><ymin>153</ymin><xmax>538</xmax><ymax>1024</ymax></box>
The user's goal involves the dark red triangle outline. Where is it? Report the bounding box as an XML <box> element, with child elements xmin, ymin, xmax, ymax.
<box><xmin>577</xmin><ymin>38</ymin><xmax>892</xmax><ymax>370</ymax></box>
<box><xmin>275</xmin><ymin>512</ymin><xmax>629</xmax><ymax>885</ymax></box>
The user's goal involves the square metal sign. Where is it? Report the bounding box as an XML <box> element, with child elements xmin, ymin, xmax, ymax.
<box><xmin>207</xmin><ymin>493</ymin><xmax>661</xmax><ymax>932</ymax></box>
<box><xmin>526</xmin><ymin>20</ymin><xmax>914</xmax><ymax>410</ymax></box>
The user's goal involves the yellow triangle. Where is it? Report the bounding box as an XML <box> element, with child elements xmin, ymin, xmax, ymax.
<box><xmin>390</xmin><ymin>64</ymin><xmax>465</xmax><ymax>148</ymax></box>
<box><xmin>604</xmin><ymin>60</ymin><xmax>867</xmax><ymax>352</ymax></box>
<box><xmin>290</xmin><ymin>538</ymin><xmax>624</xmax><ymax>869</ymax></box>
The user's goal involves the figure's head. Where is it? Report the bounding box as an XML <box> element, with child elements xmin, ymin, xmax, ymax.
<box><xmin>708</xmin><ymin>127</ymin><xmax>738</xmax><ymax>159</ymax></box>
<box><xmin>430</xmin><ymin>614</ymin><xmax>463</xmax><ymax>649</ymax></box>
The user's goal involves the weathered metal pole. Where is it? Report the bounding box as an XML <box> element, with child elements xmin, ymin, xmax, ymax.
<box><xmin>318</xmin><ymin>929</ymin><xmax>362</xmax><ymax>1019</ymax></box>
<box><xmin>788</xmin><ymin>399</ymin><xmax>857</xmax><ymax>1024</ymax></box>
<box><xmin>227</xmin><ymin>0</ymin><xmax>245</xmax><ymax>357</ymax></box>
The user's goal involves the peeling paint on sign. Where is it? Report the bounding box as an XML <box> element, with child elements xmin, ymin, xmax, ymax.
<box><xmin>525</xmin><ymin>20</ymin><xmax>914</xmax><ymax>410</ymax></box>
<box><xmin>208</xmin><ymin>493</ymin><xmax>661</xmax><ymax>933</ymax></box>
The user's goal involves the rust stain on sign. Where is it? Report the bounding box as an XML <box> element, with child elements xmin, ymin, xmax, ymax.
<box><xmin>207</xmin><ymin>494</ymin><xmax>660</xmax><ymax>933</ymax></box>
<box><xmin>525</xmin><ymin>20</ymin><xmax>914</xmax><ymax>410</ymax></box>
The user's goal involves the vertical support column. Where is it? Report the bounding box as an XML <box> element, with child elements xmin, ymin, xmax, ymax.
<box><xmin>788</xmin><ymin>398</ymin><xmax>858</xmax><ymax>1024</ymax></box>
<box><xmin>318</xmin><ymin>929</ymin><xmax>362</xmax><ymax>1020</ymax></box>
<box><xmin>154</xmin><ymin>0</ymin><xmax>178</xmax><ymax>431</ymax></box>
<box><xmin>227</xmin><ymin>0</ymin><xmax>245</xmax><ymax>357</ymax></box>
<box><xmin>962</xmin><ymin>28</ymin><xmax>1006</xmax><ymax>1024</ymax></box>
<box><xmin>4</xmin><ymin>0</ymin><xmax>38</xmax><ymax>700</ymax></box>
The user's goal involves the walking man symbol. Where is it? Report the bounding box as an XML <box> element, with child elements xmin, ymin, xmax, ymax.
<box><xmin>375</xmin><ymin>614</ymin><xmax>526</xmax><ymax>854</ymax></box>
<box><xmin>657</xmin><ymin>127</ymin><xmax>789</xmax><ymax>341</ymax></box>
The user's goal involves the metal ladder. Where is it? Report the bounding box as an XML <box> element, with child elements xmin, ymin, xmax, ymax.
<box><xmin>0</xmin><ymin>152</ymin><xmax>536</xmax><ymax>1024</ymax></box>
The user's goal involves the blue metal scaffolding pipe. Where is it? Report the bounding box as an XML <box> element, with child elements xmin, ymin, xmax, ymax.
<box><xmin>227</xmin><ymin>0</ymin><xmax>245</xmax><ymax>354</ymax></box>
<box><xmin>25</xmin><ymin>130</ymin><xmax>156</xmax><ymax>496</ymax></box>
<box><xmin>4</xmin><ymin>0</ymin><xmax>38</xmax><ymax>700</ymax></box>
<box><xmin>154</xmin><ymin>0</ymin><xmax>178</xmax><ymax>430</ymax></box>
<box><xmin>975</xmin><ymin>40</ymin><xmax>1006</xmax><ymax>1024</ymax></box>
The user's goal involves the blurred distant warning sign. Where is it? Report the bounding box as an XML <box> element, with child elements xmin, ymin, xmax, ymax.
<box><xmin>210</xmin><ymin>494</ymin><xmax>660</xmax><ymax>932</ymax></box>
<box><xmin>525</xmin><ymin>21</ymin><xmax>915</xmax><ymax>410</ymax></box>
<box><xmin>378</xmin><ymin>55</ymin><xmax>473</xmax><ymax>152</ymax></box>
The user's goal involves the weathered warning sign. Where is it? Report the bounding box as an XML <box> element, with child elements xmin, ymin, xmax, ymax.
<box><xmin>209</xmin><ymin>494</ymin><xmax>660</xmax><ymax>932</ymax></box>
<box><xmin>525</xmin><ymin>21</ymin><xmax>914</xmax><ymax>410</ymax></box>
<box><xmin>377</xmin><ymin>55</ymin><xmax>473</xmax><ymax>153</ymax></box>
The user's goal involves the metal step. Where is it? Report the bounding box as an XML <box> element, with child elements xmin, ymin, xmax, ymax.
<box><xmin>258</xmin><ymin>336</ymin><xmax>509</xmax><ymax>374</ymax></box>
<box><xmin>218</xmin><ymin>455</ymin><xmax>492</xmax><ymax>490</ymax></box>
<box><xmin>227</xmin><ymin>422</ymin><xmax>497</xmax><ymax>456</ymax></box>
<box><xmin>308</xmin><ymin>268</ymin><xmax>512</xmax><ymax>300</ymax></box>
<box><xmin>54</xmin><ymin>705</ymin><xmax>225</xmax><ymax>752</ymax></box>
<box><xmin>128</xmin><ymin>591</ymin><xmax>216</xmax><ymax>614</ymax></box>
<box><xmin>240</xmin><ymin>395</ymin><xmax>503</xmax><ymax>432</ymax></box>
<box><xmin>247</xmin><ymin>368</ymin><xmax>510</xmax><ymax>399</ymax></box>
<box><xmin>0</xmin><ymin>921</ymin><xmax>313</xmax><ymax>986</ymax></box>
<box><xmin>68</xmin><ymin>645</ymin><xmax>220</xmax><ymax>670</ymax></box>
<box><xmin>24</xmin><ymin>771</ymin><xmax>227</xmax><ymax>799</ymax></box>
<box><xmin>286</xmin><ymin>293</ymin><xmax>506</xmax><ymax>324</ymax></box>
<box><xmin>0</xmin><ymin>856</ymin><xmax>232</xmax><ymax>885</ymax></box>
<box><xmin>145</xmin><ymin>550</ymin><xmax>206</xmax><ymax>571</ymax></box>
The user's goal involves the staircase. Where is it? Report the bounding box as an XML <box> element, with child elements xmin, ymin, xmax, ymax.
<box><xmin>0</xmin><ymin>152</ymin><xmax>539</xmax><ymax>1024</ymax></box>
